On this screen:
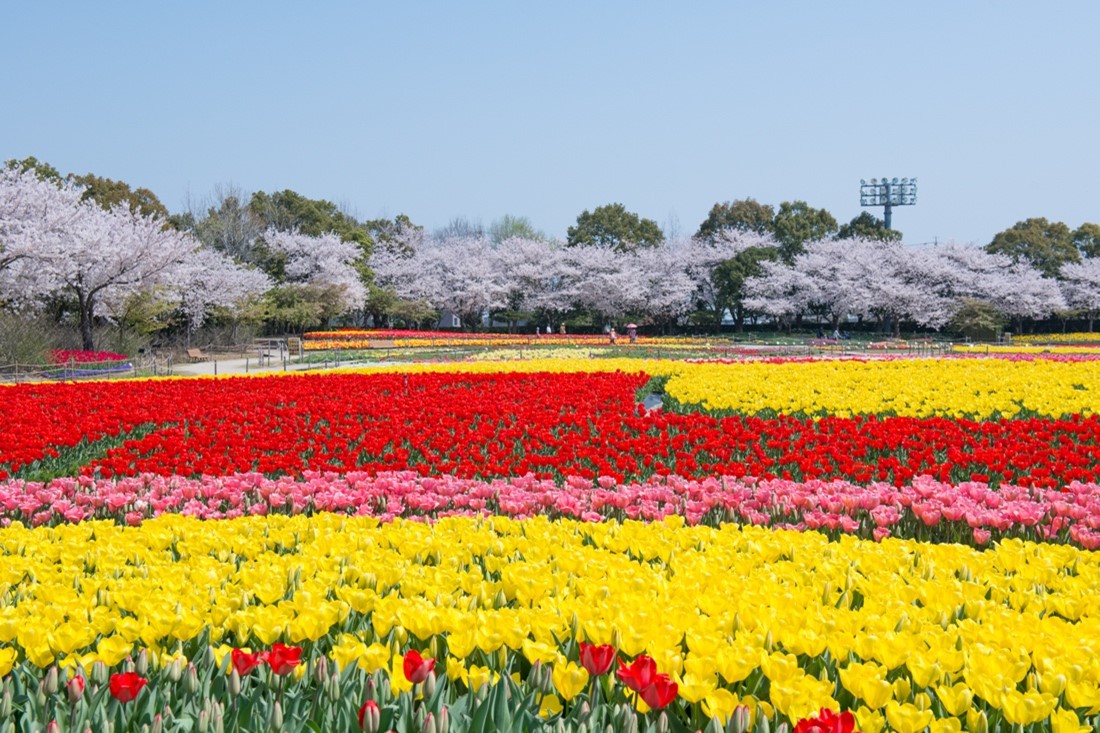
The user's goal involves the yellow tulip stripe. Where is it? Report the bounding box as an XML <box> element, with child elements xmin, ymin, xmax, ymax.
<box><xmin>1016</xmin><ymin>333</ymin><xmax>1100</xmax><ymax>345</ymax></box>
<box><xmin>2</xmin><ymin>513</ymin><xmax>1099</xmax><ymax>731</ymax></box>
<box><xmin>340</xmin><ymin>356</ymin><xmax>1100</xmax><ymax>419</ymax></box>
<box><xmin>954</xmin><ymin>345</ymin><xmax>1100</xmax><ymax>354</ymax></box>
<box><xmin>660</xmin><ymin>358</ymin><xmax>1100</xmax><ymax>419</ymax></box>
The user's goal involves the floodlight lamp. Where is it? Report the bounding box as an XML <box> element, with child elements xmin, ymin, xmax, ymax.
<box><xmin>861</xmin><ymin>179</ymin><xmax>866</xmax><ymax>185</ymax></box>
<box><xmin>871</xmin><ymin>178</ymin><xmax>877</xmax><ymax>184</ymax></box>
<box><xmin>892</xmin><ymin>177</ymin><xmax>898</xmax><ymax>184</ymax></box>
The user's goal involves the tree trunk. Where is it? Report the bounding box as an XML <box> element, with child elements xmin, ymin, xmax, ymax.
<box><xmin>79</xmin><ymin>293</ymin><xmax>95</xmax><ymax>351</ymax></box>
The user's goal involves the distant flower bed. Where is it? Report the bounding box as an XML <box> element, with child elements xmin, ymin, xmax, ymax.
<box><xmin>50</xmin><ymin>349</ymin><xmax>129</xmax><ymax>364</ymax></box>
<box><xmin>1015</xmin><ymin>332</ymin><xmax>1100</xmax><ymax>345</ymax></box>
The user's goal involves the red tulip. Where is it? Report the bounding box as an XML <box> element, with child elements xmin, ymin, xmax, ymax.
<box><xmin>639</xmin><ymin>673</ymin><xmax>678</xmax><ymax>709</ymax></box>
<box><xmin>231</xmin><ymin>648</ymin><xmax>263</xmax><ymax>675</ymax></box>
<box><xmin>358</xmin><ymin>699</ymin><xmax>380</xmax><ymax>731</ymax></box>
<box><xmin>616</xmin><ymin>654</ymin><xmax>658</xmax><ymax>693</ymax></box>
<box><xmin>403</xmin><ymin>650</ymin><xmax>435</xmax><ymax>684</ymax></box>
<box><xmin>261</xmin><ymin>643</ymin><xmax>302</xmax><ymax>676</ymax></box>
<box><xmin>793</xmin><ymin>708</ymin><xmax>858</xmax><ymax>733</ymax></box>
<box><xmin>108</xmin><ymin>671</ymin><xmax>147</xmax><ymax>703</ymax></box>
<box><xmin>579</xmin><ymin>642</ymin><xmax>616</xmax><ymax>676</ymax></box>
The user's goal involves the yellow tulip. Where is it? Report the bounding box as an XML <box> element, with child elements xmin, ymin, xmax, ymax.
<box><xmin>551</xmin><ymin>661</ymin><xmax>589</xmax><ymax>702</ymax></box>
<box><xmin>999</xmin><ymin>689</ymin><xmax>1056</xmax><ymax>726</ymax></box>
<box><xmin>0</xmin><ymin>647</ymin><xmax>17</xmax><ymax>678</ymax></box>
<box><xmin>95</xmin><ymin>635</ymin><xmax>133</xmax><ymax>667</ymax></box>
<box><xmin>884</xmin><ymin>701</ymin><xmax>933</xmax><ymax>733</ymax></box>
<box><xmin>934</xmin><ymin>683</ymin><xmax>973</xmax><ymax>717</ymax></box>
<box><xmin>1051</xmin><ymin>708</ymin><xmax>1093</xmax><ymax>733</ymax></box>
<box><xmin>854</xmin><ymin>707</ymin><xmax>885</xmax><ymax>733</ymax></box>
<box><xmin>929</xmin><ymin>718</ymin><xmax>961</xmax><ymax>733</ymax></box>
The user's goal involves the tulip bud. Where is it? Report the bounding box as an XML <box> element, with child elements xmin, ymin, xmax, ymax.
<box><xmin>966</xmin><ymin>709</ymin><xmax>988</xmax><ymax>733</ymax></box>
<box><xmin>67</xmin><ymin>675</ymin><xmax>86</xmax><ymax>703</ymax></box>
<box><xmin>359</xmin><ymin>700</ymin><xmax>382</xmax><ymax>733</ymax></box>
<box><xmin>269</xmin><ymin>700</ymin><xmax>283</xmax><ymax>731</ymax></box>
<box><xmin>135</xmin><ymin>649</ymin><xmax>149</xmax><ymax>677</ymax></box>
<box><xmin>414</xmin><ymin>708</ymin><xmax>428</xmax><ymax>732</ymax></box>
<box><xmin>213</xmin><ymin>706</ymin><xmax>225</xmax><ymax>733</ymax></box>
<box><xmin>229</xmin><ymin>670</ymin><xmax>241</xmax><ymax>697</ymax></box>
<box><xmin>43</xmin><ymin>666</ymin><xmax>59</xmax><ymax>695</ymax></box>
<box><xmin>325</xmin><ymin>671</ymin><xmax>341</xmax><ymax>702</ymax></box>
<box><xmin>656</xmin><ymin>712</ymin><xmax>669</xmax><ymax>733</ymax></box>
<box><xmin>731</xmin><ymin>705</ymin><xmax>752</xmax><ymax>733</ymax></box>
<box><xmin>0</xmin><ymin>688</ymin><xmax>11</xmax><ymax>719</ymax></box>
<box><xmin>314</xmin><ymin>656</ymin><xmax>329</xmax><ymax>685</ymax></box>
<box><xmin>185</xmin><ymin>664</ymin><xmax>199</xmax><ymax>695</ymax></box>
<box><xmin>46</xmin><ymin>721</ymin><xmax>60</xmax><ymax>733</ymax></box>
<box><xmin>775</xmin><ymin>724</ymin><xmax>789</xmax><ymax>733</ymax></box>
<box><xmin>429</xmin><ymin>636</ymin><xmax>443</xmax><ymax>661</ymax></box>
<box><xmin>91</xmin><ymin>661</ymin><xmax>109</xmax><ymax>686</ymax></box>
<box><xmin>758</xmin><ymin>713</ymin><xmax>771</xmax><ymax>733</ymax></box>
<box><xmin>577</xmin><ymin>701</ymin><xmax>591</xmax><ymax>723</ymax></box>
<box><xmin>705</xmin><ymin>718</ymin><xmax>723</xmax><ymax>733</ymax></box>
<box><xmin>197</xmin><ymin>708</ymin><xmax>210</xmax><ymax>733</ymax></box>
<box><xmin>151</xmin><ymin>714</ymin><xmax>163</xmax><ymax>733</ymax></box>
<box><xmin>423</xmin><ymin>670</ymin><xmax>437</xmax><ymax>698</ymax></box>
<box><xmin>437</xmin><ymin>706</ymin><xmax>449</xmax><ymax>733</ymax></box>
<box><xmin>167</xmin><ymin>659</ymin><xmax>184</xmax><ymax>683</ymax></box>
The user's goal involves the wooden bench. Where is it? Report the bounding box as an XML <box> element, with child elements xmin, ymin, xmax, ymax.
<box><xmin>187</xmin><ymin>348</ymin><xmax>209</xmax><ymax>362</ymax></box>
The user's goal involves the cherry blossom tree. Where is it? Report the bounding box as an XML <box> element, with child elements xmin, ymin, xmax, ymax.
<box><xmin>173</xmin><ymin>247</ymin><xmax>272</xmax><ymax>333</ymax></box>
<box><xmin>1060</xmin><ymin>258</ymin><xmax>1100</xmax><ymax>331</ymax></box>
<box><xmin>34</xmin><ymin>200</ymin><xmax>203</xmax><ymax>350</ymax></box>
<box><xmin>633</xmin><ymin>243</ymin><xmax>696</xmax><ymax>329</ymax></box>
<box><xmin>0</xmin><ymin>167</ymin><xmax>85</xmax><ymax>308</ymax></box>
<box><xmin>414</xmin><ymin>235</ymin><xmax>508</xmax><ymax>329</ymax></box>
<box><xmin>262</xmin><ymin>228</ymin><xmax>367</xmax><ymax>313</ymax></box>
<box><xmin>493</xmin><ymin>236</ymin><xmax>569</xmax><ymax>328</ymax></box>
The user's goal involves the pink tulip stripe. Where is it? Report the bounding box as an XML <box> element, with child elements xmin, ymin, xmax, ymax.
<box><xmin>3</xmin><ymin>471</ymin><xmax>1100</xmax><ymax>548</ymax></box>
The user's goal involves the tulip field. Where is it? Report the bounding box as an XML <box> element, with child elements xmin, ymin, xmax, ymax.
<box><xmin>1</xmin><ymin>356</ymin><xmax>1099</xmax><ymax>732</ymax></box>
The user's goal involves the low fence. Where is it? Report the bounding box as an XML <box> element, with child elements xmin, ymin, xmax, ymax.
<box><xmin>0</xmin><ymin>355</ymin><xmax>170</xmax><ymax>383</ymax></box>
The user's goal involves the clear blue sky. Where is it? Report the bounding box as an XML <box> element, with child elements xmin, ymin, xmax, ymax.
<box><xmin>3</xmin><ymin>2</ymin><xmax>1097</xmax><ymax>246</ymax></box>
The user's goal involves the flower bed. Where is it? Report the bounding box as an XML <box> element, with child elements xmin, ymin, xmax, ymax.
<box><xmin>1</xmin><ymin>513</ymin><xmax>1098</xmax><ymax>731</ymax></box>
<box><xmin>2</xmin><ymin>355</ymin><xmax>1099</xmax><ymax>731</ymax></box>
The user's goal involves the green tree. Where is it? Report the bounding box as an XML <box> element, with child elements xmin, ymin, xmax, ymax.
<box><xmin>489</xmin><ymin>215</ymin><xmax>543</xmax><ymax>244</ymax></box>
<box><xmin>365</xmin><ymin>214</ymin><xmax>422</xmax><ymax>251</ymax></box>
<box><xmin>948</xmin><ymin>298</ymin><xmax>1006</xmax><ymax>341</ymax></box>
<box><xmin>70</xmin><ymin>173</ymin><xmax>169</xmax><ymax>220</ymax></box>
<box><xmin>566</xmin><ymin>203</ymin><xmax>663</xmax><ymax>252</ymax></box>
<box><xmin>986</xmin><ymin>217</ymin><xmax>1079</xmax><ymax>278</ymax></box>
<box><xmin>5</xmin><ymin>156</ymin><xmax>63</xmax><ymax>182</ymax></box>
<box><xmin>714</xmin><ymin>246</ymin><xmax>779</xmax><ymax>330</ymax></box>
<box><xmin>249</xmin><ymin>190</ymin><xmax>372</xmax><ymax>249</ymax></box>
<box><xmin>836</xmin><ymin>212</ymin><xmax>902</xmax><ymax>242</ymax></box>
<box><xmin>1073</xmin><ymin>222</ymin><xmax>1100</xmax><ymax>259</ymax></box>
<box><xmin>195</xmin><ymin>190</ymin><xmax>263</xmax><ymax>263</ymax></box>
<box><xmin>695</xmin><ymin>199</ymin><xmax>775</xmax><ymax>241</ymax></box>
<box><xmin>772</xmin><ymin>201</ymin><xmax>838</xmax><ymax>261</ymax></box>
<box><xmin>260</xmin><ymin>283</ymin><xmax>349</xmax><ymax>333</ymax></box>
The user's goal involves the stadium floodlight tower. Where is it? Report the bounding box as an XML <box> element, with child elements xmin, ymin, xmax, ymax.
<box><xmin>859</xmin><ymin>177</ymin><xmax>917</xmax><ymax>230</ymax></box>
